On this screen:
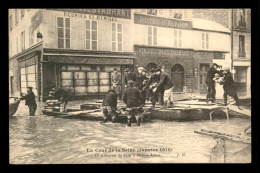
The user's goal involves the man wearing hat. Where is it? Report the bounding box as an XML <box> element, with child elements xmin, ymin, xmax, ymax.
<box><xmin>123</xmin><ymin>80</ymin><xmax>143</xmax><ymax>108</ymax></box>
<box><xmin>143</xmin><ymin>68</ymin><xmax>161</xmax><ymax>107</ymax></box>
<box><xmin>111</xmin><ymin>68</ymin><xmax>121</xmax><ymax>100</ymax></box>
<box><xmin>19</xmin><ymin>87</ymin><xmax>37</xmax><ymax>116</ymax></box>
<box><xmin>222</xmin><ymin>67</ymin><xmax>240</xmax><ymax>107</ymax></box>
<box><xmin>205</xmin><ymin>63</ymin><xmax>222</xmax><ymax>103</ymax></box>
<box><xmin>50</xmin><ymin>85</ymin><xmax>70</xmax><ymax>112</ymax></box>
<box><xmin>152</xmin><ymin>67</ymin><xmax>175</xmax><ymax>108</ymax></box>
<box><xmin>124</xmin><ymin>68</ymin><xmax>137</xmax><ymax>89</ymax></box>
<box><xmin>102</xmin><ymin>89</ymin><xmax>118</xmax><ymax>122</ymax></box>
<box><xmin>135</xmin><ymin>67</ymin><xmax>149</xmax><ymax>105</ymax></box>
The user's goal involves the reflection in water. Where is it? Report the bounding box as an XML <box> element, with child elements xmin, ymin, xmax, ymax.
<box><xmin>9</xmin><ymin>103</ymin><xmax>251</xmax><ymax>164</ymax></box>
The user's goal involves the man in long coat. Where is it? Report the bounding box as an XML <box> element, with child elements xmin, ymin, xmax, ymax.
<box><xmin>111</xmin><ymin>68</ymin><xmax>121</xmax><ymax>100</ymax></box>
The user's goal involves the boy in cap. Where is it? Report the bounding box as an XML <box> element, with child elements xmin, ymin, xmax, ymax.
<box><xmin>19</xmin><ymin>87</ymin><xmax>37</xmax><ymax>116</ymax></box>
<box><xmin>222</xmin><ymin>67</ymin><xmax>240</xmax><ymax>107</ymax></box>
<box><xmin>102</xmin><ymin>89</ymin><xmax>118</xmax><ymax>122</ymax></box>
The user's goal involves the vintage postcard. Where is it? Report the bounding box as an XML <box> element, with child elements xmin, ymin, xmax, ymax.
<box><xmin>9</xmin><ymin>8</ymin><xmax>251</xmax><ymax>164</ymax></box>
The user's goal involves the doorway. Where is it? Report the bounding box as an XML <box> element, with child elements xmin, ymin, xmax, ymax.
<box><xmin>171</xmin><ymin>64</ymin><xmax>184</xmax><ymax>92</ymax></box>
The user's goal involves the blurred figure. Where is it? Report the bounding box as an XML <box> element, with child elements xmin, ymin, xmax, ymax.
<box><xmin>135</xmin><ymin>67</ymin><xmax>149</xmax><ymax>106</ymax></box>
<box><xmin>124</xmin><ymin>68</ymin><xmax>137</xmax><ymax>89</ymax></box>
<box><xmin>123</xmin><ymin>80</ymin><xmax>143</xmax><ymax>108</ymax></box>
<box><xmin>111</xmin><ymin>68</ymin><xmax>121</xmax><ymax>100</ymax></box>
<box><xmin>205</xmin><ymin>63</ymin><xmax>221</xmax><ymax>103</ymax></box>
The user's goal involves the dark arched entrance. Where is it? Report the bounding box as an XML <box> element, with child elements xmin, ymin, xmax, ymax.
<box><xmin>171</xmin><ymin>64</ymin><xmax>184</xmax><ymax>92</ymax></box>
<box><xmin>145</xmin><ymin>63</ymin><xmax>157</xmax><ymax>72</ymax></box>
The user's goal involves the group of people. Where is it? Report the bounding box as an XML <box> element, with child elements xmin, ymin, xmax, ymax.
<box><xmin>102</xmin><ymin>66</ymin><xmax>175</xmax><ymax>121</ymax></box>
<box><xmin>205</xmin><ymin>63</ymin><xmax>240</xmax><ymax>107</ymax></box>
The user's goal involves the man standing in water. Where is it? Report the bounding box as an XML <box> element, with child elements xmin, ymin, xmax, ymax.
<box><xmin>102</xmin><ymin>89</ymin><xmax>118</xmax><ymax>122</ymax></box>
<box><xmin>205</xmin><ymin>63</ymin><xmax>221</xmax><ymax>103</ymax></box>
<box><xmin>19</xmin><ymin>87</ymin><xmax>37</xmax><ymax>116</ymax></box>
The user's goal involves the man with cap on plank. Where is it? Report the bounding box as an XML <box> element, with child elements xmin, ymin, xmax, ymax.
<box><xmin>50</xmin><ymin>85</ymin><xmax>70</xmax><ymax>112</ymax></box>
<box><xmin>152</xmin><ymin>66</ymin><xmax>175</xmax><ymax>108</ymax></box>
<box><xmin>135</xmin><ymin>67</ymin><xmax>149</xmax><ymax>106</ymax></box>
<box><xmin>143</xmin><ymin>67</ymin><xmax>161</xmax><ymax>107</ymax></box>
<box><xmin>222</xmin><ymin>67</ymin><xmax>241</xmax><ymax>107</ymax></box>
<box><xmin>111</xmin><ymin>68</ymin><xmax>122</xmax><ymax>100</ymax></box>
<box><xmin>124</xmin><ymin>68</ymin><xmax>137</xmax><ymax>89</ymax></box>
<box><xmin>19</xmin><ymin>87</ymin><xmax>37</xmax><ymax>116</ymax></box>
<box><xmin>205</xmin><ymin>63</ymin><xmax>222</xmax><ymax>103</ymax></box>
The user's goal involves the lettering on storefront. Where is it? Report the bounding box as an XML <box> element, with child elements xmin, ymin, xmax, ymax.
<box><xmin>47</xmin><ymin>56</ymin><xmax>134</xmax><ymax>65</ymax></box>
<box><xmin>135</xmin><ymin>47</ymin><xmax>193</xmax><ymax>58</ymax></box>
<box><xmin>51</xmin><ymin>9</ymin><xmax>131</xmax><ymax>19</ymax></box>
<box><xmin>64</xmin><ymin>12</ymin><xmax>118</xmax><ymax>22</ymax></box>
<box><xmin>134</xmin><ymin>14</ymin><xmax>192</xmax><ymax>30</ymax></box>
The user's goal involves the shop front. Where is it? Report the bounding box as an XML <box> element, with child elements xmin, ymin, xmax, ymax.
<box><xmin>41</xmin><ymin>53</ymin><xmax>134</xmax><ymax>100</ymax></box>
<box><xmin>134</xmin><ymin>45</ymin><xmax>195</xmax><ymax>93</ymax></box>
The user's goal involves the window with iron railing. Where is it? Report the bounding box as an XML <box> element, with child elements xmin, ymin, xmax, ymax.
<box><xmin>238</xmin><ymin>35</ymin><xmax>245</xmax><ymax>58</ymax></box>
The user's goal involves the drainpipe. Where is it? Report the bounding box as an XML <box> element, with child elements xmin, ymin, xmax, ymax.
<box><xmin>231</xmin><ymin>9</ymin><xmax>234</xmax><ymax>78</ymax></box>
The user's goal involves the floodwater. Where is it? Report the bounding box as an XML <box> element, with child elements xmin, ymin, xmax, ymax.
<box><xmin>9</xmin><ymin>101</ymin><xmax>251</xmax><ymax>164</ymax></box>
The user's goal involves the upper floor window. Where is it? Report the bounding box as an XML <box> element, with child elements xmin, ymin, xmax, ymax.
<box><xmin>15</xmin><ymin>9</ymin><xmax>19</xmax><ymax>25</ymax></box>
<box><xmin>112</xmin><ymin>23</ymin><xmax>123</xmax><ymax>52</ymax></box>
<box><xmin>86</xmin><ymin>20</ymin><xmax>98</xmax><ymax>50</ymax></box>
<box><xmin>57</xmin><ymin>17</ymin><xmax>70</xmax><ymax>49</ymax></box>
<box><xmin>173</xmin><ymin>29</ymin><xmax>182</xmax><ymax>48</ymax></box>
<box><xmin>202</xmin><ymin>33</ymin><xmax>209</xmax><ymax>50</ymax></box>
<box><xmin>21</xmin><ymin>9</ymin><xmax>25</xmax><ymax>19</ymax></box>
<box><xmin>237</xmin><ymin>9</ymin><xmax>247</xmax><ymax>28</ymax></box>
<box><xmin>9</xmin><ymin>15</ymin><xmax>13</xmax><ymax>31</ymax></box>
<box><xmin>147</xmin><ymin>9</ymin><xmax>157</xmax><ymax>16</ymax></box>
<box><xmin>169</xmin><ymin>9</ymin><xmax>187</xmax><ymax>20</ymax></box>
<box><xmin>148</xmin><ymin>26</ymin><xmax>157</xmax><ymax>46</ymax></box>
<box><xmin>239</xmin><ymin>35</ymin><xmax>245</xmax><ymax>57</ymax></box>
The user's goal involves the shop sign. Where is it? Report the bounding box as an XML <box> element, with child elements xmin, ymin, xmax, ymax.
<box><xmin>51</xmin><ymin>9</ymin><xmax>131</xmax><ymax>19</ymax></box>
<box><xmin>47</xmin><ymin>56</ymin><xmax>134</xmax><ymax>65</ymax></box>
<box><xmin>64</xmin><ymin>12</ymin><xmax>118</xmax><ymax>22</ymax></box>
<box><xmin>135</xmin><ymin>47</ymin><xmax>192</xmax><ymax>58</ymax></box>
<box><xmin>134</xmin><ymin>14</ymin><xmax>192</xmax><ymax>30</ymax></box>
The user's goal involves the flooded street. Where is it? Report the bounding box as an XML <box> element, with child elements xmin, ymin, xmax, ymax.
<box><xmin>9</xmin><ymin>101</ymin><xmax>251</xmax><ymax>164</ymax></box>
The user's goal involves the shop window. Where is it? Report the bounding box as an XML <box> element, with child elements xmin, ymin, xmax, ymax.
<box><xmin>202</xmin><ymin>33</ymin><xmax>209</xmax><ymax>50</ymax></box>
<box><xmin>148</xmin><ymin>26</ymin><xmax>157</xmax><ymax>46</ymax></box>
<box><xmin>173</xmin><ymin>29</ymin><xmax>182</xmax><ymax>48</ymax></box>
<box><xmin>9</xmin><ymin>15</ymin><xmax>13</xmax><ymax>31</ymax></box>
<box><xmin>112</xmin><ymin>23</ymin><xmax>123</xmax><ymax>52</ymax></box>
<box><xmin>20</xmin><ymin>65</ymin><xmax>37</xmax><ymax>96</ymax></box>
<box><xmin>57</xmin><ymin>17</ymin><xmax>70</xmax><ymax>49</ymax></box>
<box><xmin>239</xmin><ymin>35</ymin><xmax>245</xmax><ymax>57</ymax></box>
<box><xmin>86</xmin><ymin>20</ymin><xmax>98</xmax><ymax>50</ymax></box>
<box><xmin>147</xmin><ymin>9</ymin><xmax>157</xmax><ymax>16</ymax></box>
<box><xmin>21</xmin><ymin>9</ymin><xmax>25</xmax><ymax>19</ymax></box>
